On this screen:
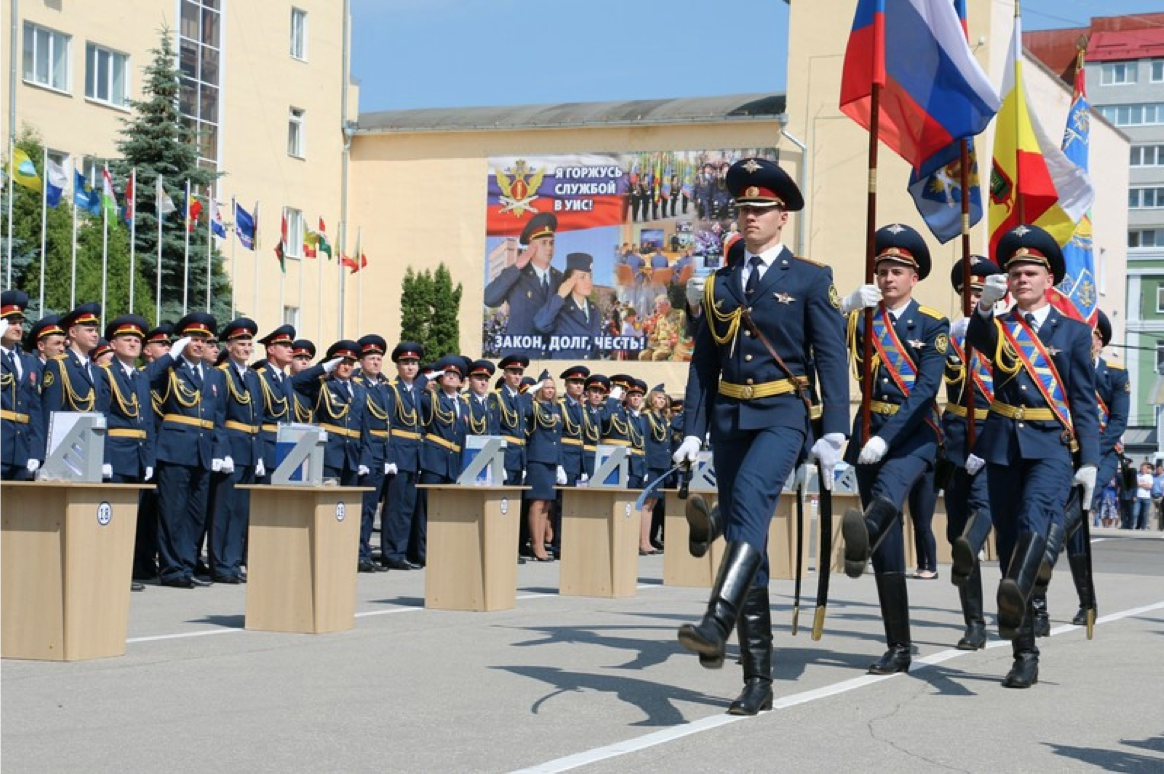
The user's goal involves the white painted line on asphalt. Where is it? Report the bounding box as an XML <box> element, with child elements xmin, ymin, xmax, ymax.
<box><xmin>128</xmin><ymin>628</ymin><xmax>239</xmax><ymax>644</ymax></box>
<box><xmin>514</xmin><ymin>599</ymin><xmax>1164</xmax><ymax>774</ymax></box>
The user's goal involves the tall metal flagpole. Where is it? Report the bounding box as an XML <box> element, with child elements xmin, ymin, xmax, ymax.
<box><xmin>298</xmin><ymin>215</ymin><xmax>304</xmax><ymax>330</ymax></box>
<box><xmin>182</xmin><ymin>179</ymin><xmax>191</xmax><ymax>315</ymax></box>
<box><xmin>101</xmin><ymin>164</ymin><xmax>109</xmax><ymax>328</ymax></box>
<box><xmin>230</xmin><ymin>196</ymin><xmax>237</xmax><ymax>318</ymax></box>
<box><xmin>206</xmin><ymin>191</ymin><xmax>213</xmax><ymax>311</ymax></box>
<box><xmin>156</xmin><ymin>175</ymin><xmax>164</xmax><ymax>325</ymax></box>
<box><xmin>859</xmin><ymin>87</ymin><xmax>881</xmax><ymax>444</ymax></box>
<box><xmin>356</xmin><ymin>227</ymin><xmax>362</xmax><ymax>333</ymax></box>
<box><xmin>38</xmin><ymin>148</ymin><xmax>48</xmax><ymax>314</ymax></box>
<box><xmin>129</xmin><ymin>168</ymin><xmax>137</xmax><ymax>313</ymax></box>
<box><xmin>71</xmin><ymin>162</ymin><xmax>78</xmax><ymax>308</ymax></box>
<box><xmin>252</xmin><ymin>201</ymin><xmax>260</xmax><ymax>317</ymax></box>
<box><xmin>317</xmin><ymin>217</ymin><xmax>323</xmax><ymax>343</ymax></box>
<box><xmin>5</xmin><ymin>0</ymin><xmax>17</xmax><ymax>290</ymax></box>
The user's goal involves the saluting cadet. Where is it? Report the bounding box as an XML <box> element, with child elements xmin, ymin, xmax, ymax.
<box><xmin>419</xmin><ymin>355</ymin><xmax>469</xmax><ymax>487</ymax></box>
<box><xmin>534</xmin><ymin>252</ymin><xmax>602</xmax><ymax>359</ymax></box>
<box><xmin>492</xmin><ymin>354</ymin><xmax>531</xmax><ymax>486</ymax></box>
<box><xmin>1</xmin><ymin>291</ymin><xmax>44</xmax><ymax>480</ymax></box>
<box><xmin>354</xmin><ymin>335</ymin><xmax>391</xmax><ymax>573</ymax></box>
<box><xmin>967</xmin><ymin>224</ymin><xmax>1100</xmax><ymax>689</ymax></box>
<box><xmin>524</xmin><ymin>369</ymin><xmax>565</xmax><ymax>562</ymax></box>
<box><xmin>483</xmin><ymin>213</ymin><xmax>562</xmax><ymax>356</ymax></box>
<box><xmin>382</xmin><ymin>342</ymin><xmax>425</xmax><ymax>571</ymax></box>
<box><xmin>41</xmin><ymin>302</ymin><xmax>104</xmax><ymax>423</ymax></box>
<box><xmin>582</xmin><ymin>373</ymin><xmax>610</xmax><ymax>480</ymax></box>
<box><xmin>289</xmin><ymin>339</ymin><xmax>317</xmax><ymax>423</ymax></box>
<box><xmin>252</xmin><ymin>325</ymin><xmax>296</xmax><ymax>483</ymax></box>
<box><xmin>208</xmin><ymin>318</ymin><xmax>262</xmax><ymax>584</ymax></box>
<box><xmin>673</xmin><ymin>158</ymin><xmax>849</xmax><ymax>715</ymax></box>
<box><xmin>149</xmin><ymin>312</ymin><xmax>227</xmax><ymax>588</ymax></box>
<box><xmin>465</xmin><ymin>359</ymin><xmax>500</xmax><ymax>436</ymax></box>
<box><xmin>838</xmin><ymin>224</ymin><xmax>948</xmax><ymax>676</ymax></box>
<box><xmin>557</xmin><ymin>365</ymin><xmax>591</xmax><ymax>486</ymax></box>
<box><xmin>26</xmin><ymin>313</ymin><xmax>66</xmax><ymax>371</ymax></box>
<box><xmin>291</xmin><ymin>340</ymin><xmax>370</xmax><ymax>487</ymax></box>
<box><xmin>600</xmin><ymin>376</ymin><xmax>644</xmax><ymax>487</ymax></box>
<box><xmin>940</xmin><ymin>256</ymin><xmax>1001</xmax><ymax>651</ymax></box>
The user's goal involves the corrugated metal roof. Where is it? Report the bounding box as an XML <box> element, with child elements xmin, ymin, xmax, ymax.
<box><xmin>356</xmin><ymin>93</ymin><xmax>786</xmax><ymax>134</ymax></box>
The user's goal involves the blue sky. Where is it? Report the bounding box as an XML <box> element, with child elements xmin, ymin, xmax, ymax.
<box><xmin>350</xmin><ymin>0</ymin><xmax>1160</xmax><ymax>112</ymax></box>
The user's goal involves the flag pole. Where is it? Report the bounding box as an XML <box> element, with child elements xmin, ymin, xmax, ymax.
<box><xmin>1012</xmin><ymin>2</ymin><xmax>1025</xmax><ymax>225</ymax></box>
<box><xmin>298</xmin><ymin>216</ymin><xmax>305</xmax><ymax>330</ymax></box>
<box><xmin>38</xmin><ymin>147</ymin><xmax>48</xmax><ymax>315</ymax></box>
<box><xmin>252</xmin><ymin>201</ymin><xmax>260</xmax><ymax>318</ymax></box>
<box><xmin>4</xmin><ymin>137</ymin><xmax>13</xmax><ymax>290</ymax></box>
<box><xmin>317</xmin><ymin>218</ymin><xmax>323</xmax><ymax>344</ymax></box>
<box><xmin>958</xmin><ymin>138</ymin><xmax>977</xmax><ymax>451</ymax></box>
<box><xmin>182</xmin><ymin>179</ymin><xmax>191</xmax><ymax>315</ymax></box>
<box><xmin>70</xmin><ymin>162</ymin><xmax>78</xmax><ymax>308</ymax></box>
<box><xmin>230</xmin><ymin>196</ymin><xmax>237</xmax><ymax>318</ymax></box>
<box><xmin>156</xmin><ymin>176</ymin><xmax>164</xmax><ymax>325</ymax></box>
<box><xmin>279</xmin><ymin>208</ymin><xmax>285</xmax><ymax>325</ymax></box>
<box><xmin>859</xmin><ymin>87</ymin><xmax>880</xmax><ymax>445</ymax></box>
<box><xmin>129</xmin><ymin>167</ymin><xmax>137</xmax><ymax>314</ymax></box>
<box><xmin>206</xmin><ymin>189</ymin><xmax>213</xmax><ymax>312</ymax></box>
<box><xmin>356</xmin><ymin>226</ymin><xmax>363</xmax><ymax>333</ymax></box>
<box><xmin>101</xmin><ymin>163</ymin><xmax>109</xmax><ymax>328</ymax></box>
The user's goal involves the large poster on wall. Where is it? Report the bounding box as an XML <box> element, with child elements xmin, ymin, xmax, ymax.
<box><xmin>482</xmin><ymin>148</ymin><xmax>779</xmax><ymax>361</ymax></box>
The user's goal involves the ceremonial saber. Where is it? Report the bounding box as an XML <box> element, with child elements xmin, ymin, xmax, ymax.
<box><xmin>1075</xmin><ymin>484</ymin><xmax>1097</xmax><ymax>640</ymax></box>
<box><xmin>791</xmin><ymin>464</ymin><xmax>807</xmax><ymax>636</ymax></box>
<box><xmin>813</xmin><ymin>466</ymin><xmax>833</xmax><ymax>640</ymax></box>
<box><xmin>635</xmin><ymin>464</ymin><xmax>684</xmax><ymax>511</ymax></box>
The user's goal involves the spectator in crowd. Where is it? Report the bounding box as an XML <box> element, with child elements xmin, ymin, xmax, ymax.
<box><xmin>1119</xmin><ymin>455</ymin><xmax>1137</xmax><ymax>529</ymax></box>
<box><xmin>1152</xmin><ymin>463</ymin><xmax>1164</xmax><ymax>529</ymax></box>
<box><xmin>1099</xmin><ymin>476</ymin><xmax>1119</xmax><ymax>528</ymax></box>
<box><xmin>1133</xmin><ymin>462</ymin><xmax>1154</xmax><ymax>530</ymax></box>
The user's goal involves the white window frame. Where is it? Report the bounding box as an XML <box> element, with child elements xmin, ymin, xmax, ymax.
<box><xmin>1100</xmin><ymin>62</ymin><xmax>1137</xmax><ymax>86</ymax></box>
<box><xmin>283</xmin><ymin>305</ymin><xmax>301</xmax><ymax>330</ymax></box>
<box><xmin>1152</xmin><ymin>60</ymin><xmax>1164</xmax><ymax>83</ymax></box>
<box><xmin>290</xmin><ymin>8</ymin><xmax>308</xmax><ymax>61</ymax></box>
<box><xmin>85</xmin><ymin>43</ymin><xmax>130</xmax><ymax>108</ymax></box>
<box><xmin>1129</xmin><ymin>188</ymin><xmax>1164</xmax><ymax>209</ymax></box>
<box><xmin>288</xmin><ymin>107</ymin><xmax>305</xmax><ymax>158</ymax></box>
<box><xmin>284</xmin><ymin>208</ymin><xmax>304</xmax><ymax>259</ymax></box>
<box><xmin>1157</xmin><ymin>285</ymin><xmax>1164</xmax><ymax>314</ymax></box>
<box><xmin>1100</xmin><ymin>103</ymin><xmax>1164</xmax><ymax>127</ymax></box>
<box><xmin>23</xmin><ymin>22</ymin><xmax>70</xmax><ymax>93</ymax></box>
<box><xmin>1131</xmin><ymin>145</ymin><xmax>1164</xmax><ymax>167</ymax></box>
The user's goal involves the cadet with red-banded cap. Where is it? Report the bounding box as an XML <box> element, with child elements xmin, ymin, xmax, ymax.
<box><xmin>251</xmin><ymin>324</ymin><xmax>296</xmax><ymax>483</ymax></box>
<box><xmin>0</xmin><ymin>290</ymin><xmax>44</xmax><ymax>480</ymax></box>
<box><xmin>292</xmin><ymin>339</ymin><xmax>370</xmax><ymax>487</ymax></box>
<box><xmin>354</xmin><ymin>334</ymin><xmax>391</xmax><ymax>573</ymax></box>
<box><xmin>381</xmin><ymin>341</ymin><xmax>425</xmax><ymax>570</ymax></box>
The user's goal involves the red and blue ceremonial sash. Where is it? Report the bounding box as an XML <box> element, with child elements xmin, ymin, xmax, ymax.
<box><xmin>950</xmin><ymin>335</ymin><xmax>994</xmax><ymax>403</ymax></box>
<box><xmin>1096</xmin><ymin>393</ymin><xmax>1109</xmax><ymax>433</ymax></box>
<box><xmin>999</xmin><ymin>309</ymin><xmax>1074</xmax><ymax>436</ymax></box>
<box><xmin>870</xmin><ymin>308</ymin><xmax>942</xmax><ymax>433</ymax></box>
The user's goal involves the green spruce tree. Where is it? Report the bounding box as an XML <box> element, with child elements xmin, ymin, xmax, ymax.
<box><xmin>399</xmin><ymin>263</ymin><xmax>462</xmax><ymax>360</ymax></box>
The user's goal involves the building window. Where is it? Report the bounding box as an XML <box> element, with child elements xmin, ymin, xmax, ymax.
<box><xmin>288</xmin><ymin>107</ymin><xmax>305</xmax><ymax>158</ymax></box>
<box><xmin>1098</xmin><ymin>103</ymin><xmax>1164</xmax><ymax>127</ymax></box>
<box><xmin>1152</xmin><ymin>60</ymin><xmax>1164</xmax><ymax>83</ymax></box>
<box><xmin>1131</xmin><ymin>145</ymin><xmax>1164</xmax><ymax>167</ymax></box>
<box><xmin>1158</xmin><ymin>284</ymin><xmax>1164</xmax><ymax>314</ymax></box>
<box><xmin>178</xmin><ymin>0</ymin><xmax>222</xmax><ymax>170</ymax></box>
<box><xmin>1129</xmin><ymin>229</ymin><xmax>1164</xmax><ymax>249</ymax></box>
<box><xmin>1157</xmin><ymin>342</ymin><xmax>1164</xmax><ymax>375</ymax></box>
<box><xmin>1129</xmin><ymin>188</ymin><xmax>1164</xmax><ymax>209</ymax></box>
<box><xmin>284</xmin><ymin>305</ymin><xmax>300</xmax><ymax>330</ymax></box>
<box><xmin>290</xmin><ymin>8</ymin><xmax>308</xmax><ymax>60</ymax></box>
<box><xmin>284</xmin><ymin>208</ymin><xmax>304</xmax><ymax>258</ymax></box>
<box><xmin>22</xmin><ymin>23</ymin><xmax>70</xmax><ymax>92</ymax></box>
<box><xmin>1100</xmin><ymin>62</ymin><xmax>1137</xmax><ymax>85</ymax></box>
<box><xmin>85</xmin><ymin>43</ymin><xmax>129</xmax><ymax>108</ymax></box>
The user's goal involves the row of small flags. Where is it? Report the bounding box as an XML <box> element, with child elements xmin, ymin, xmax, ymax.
<box><xmin>5</xmin><ymin>152</ymin><xmax>369</xmax><ymax>274</ymax></box>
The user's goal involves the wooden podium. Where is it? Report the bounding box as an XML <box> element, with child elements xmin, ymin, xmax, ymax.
<box><xmin>1</xmin><ymin>482</ymin><xmax>147</xmax><ymax>661</ymax></box>
<box><xmin>662</xmin><ymin>490</ymin><xmax>725</xmax><ymax>587</ymax></box>
<box><xmin>240</xmin><ymin>485</ymin><xmax>369</xmax><ymax>634</ymax></box>
<box><xmin>558</xmin><ymin>487</ymin><xmax>640</xmax><ymax>598</ymax></box>
<box><xmin>420</xmin><ymin>485</ymin><xmax>524</xmax><ymax>611</ymax></box>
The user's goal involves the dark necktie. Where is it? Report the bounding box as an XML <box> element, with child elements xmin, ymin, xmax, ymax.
<box><xmin>1024</xmin><ymin>312</ymin><xmax>1038</xmax><ymax>333</ymax></box>
<box><xmin>3</xmin><ymin>349</ymin><xmax>16</xmax><ymax>378</ymax></box>
<box><xmin>745</xmin><ymin>255</ymin><xmax>763</xmax><ymax>296</ymax></box>
<box><xmin>542</xmin><ymin>273</ymin><xmax>549</xmax><ymax>293</ymax></box>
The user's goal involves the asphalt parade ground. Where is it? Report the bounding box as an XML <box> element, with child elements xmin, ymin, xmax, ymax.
<box><xmin>3</xmin><ymin>528</ymin><xmax>1163</xmax><ymax>773</ymax></box>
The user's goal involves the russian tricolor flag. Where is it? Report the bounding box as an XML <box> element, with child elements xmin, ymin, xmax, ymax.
<box><xmin>840</xmin><ymin>0</ymin><xmax>1000</xmax><ymax>171</ymax></box>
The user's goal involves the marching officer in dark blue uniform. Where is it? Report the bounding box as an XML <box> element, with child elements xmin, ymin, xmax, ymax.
<box><xmin>149</xmin><ymin>312</ymin><xmax>227</xmax><ymax>588</ymax></box>
<box><xmin>465</xmin><ymin>359</ymin><xmax>500</xmax><ymax>436</ymax></box>
<box><xmin>967</xmin><ymin>224</ymin><xmax>1100</xmax><ymax>688</ymax></box>
<box><xmin>838</xmin><ymin>224</ymin><xmax>949</xmax><ymax>675</ymax></box>
<box><xmin>354</xmin><ymin>334</ymin><xmax>392</xmax><ymax>572</ymax></box>
<box><xmin>940</xmin><ymin>256</ymin><xmax>1002</xmax><ymax>650</ymax></box>
<box><xmin>1</xmin><ymin>291</ymin><xmax>44</xmax><ymax>480</ymax></box>
<box><xmin>292</xmin><ymin>340</ymin><xmax>370</xmax><ymax>486</ymax></box>
<box><xmin>674</xmin><ymin>158</ymin><xmax>849</xmax><ymax>714</ymax></box>
<box><xmin>382</xmin><ymin>342</ymin><xmax>425</xmax><ymax>570</ymax></box>
<box><xmin>208</xmin><ymin>318</ymin><xmax>263</xmax><ymax>583</ymax></box>
<box><xmin>534</xmin><ymin>252</ymin><xmax>603</xmax><ymax>359</ymax></box>
<box><xmin>484</xmin><ymin>213</ymin><xmax>562</xmax><ymax>357</ymax></box>
<box><xmin>252</xmin><ymin>324</ymin><xmax>296</xmax><ymax>483</ymax></box>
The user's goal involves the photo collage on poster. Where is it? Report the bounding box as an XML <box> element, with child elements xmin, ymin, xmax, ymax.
<box><xmin>482</xmin><ymin>148</ymin><xmax>780</xmax><ymax>361</ymax></box>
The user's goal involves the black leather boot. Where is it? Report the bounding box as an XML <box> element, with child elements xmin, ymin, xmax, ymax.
<box><xmin>997</xmin><ymin>531</ymin><xmax>1046</xmax><ymax>640</ymax></box>
<box><xmin>950</xmin><ymin>510</ymin><xmax>981</xmax><ymax>588</ymax></box>
<box><xmin>956</xmin><ymin>563</ymin><xmax>987</xmax><ymax>650</ymax></box>
<box><xmin>1029</xmin><ymin>522</ymin><xmax>1063</xmax><ymax>638</ymax></box>
<box><xmin>678</xmin><ymin>542</ymin><xmax>762</xmax><ymax>665</ymax></box>
<box><xmin>868</xmin><ymin>572</ymin><xmax>912</xmax><ymax>675</ymax></box>
<box><xmin>1002</xmin><ymin>601</ymin><xmax>1040</xmax><ymax>688</ymax></box>
<box><xmin>1069</xmin><ymin>553</ymin><xmax>1095</xmax><ymax>626</ymax></box>
<box><xmin>842</xmin><ymin>496</ymin><xmax>898</xmax><ymax>579</ymax></box>
<box><xmin>1030</xmin><ymin>591</ymin><xmax>1051</xmax><ymax>637</ymax></box>
<box><xmin>686</xmin><ymin>496</ymin><xmax>722</xmax><ymax>559</ymax></box>
<box><xmin>728</xmin><ymin>587</ymin><xmax>774</xmax><ymax>715</ymax></box>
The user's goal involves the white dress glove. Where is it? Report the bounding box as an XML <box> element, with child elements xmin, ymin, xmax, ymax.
<box><xmin>810</xmin><ymin>433</ymin><xmax>846</xmax><ymax>491</ymax></box>
<box><xmin>949</xmin><ymin>317</ymin><xmax>970</xmax><ymax>339</ymax></box>
<box><xmin>840</xmin><ymin>284</ymin><xmax>881</xmax><ymax>314</ymax></box>
<box><xmin>384</xmin><ymin>462</ymin><xmax>391</xmax><ymax>475</ymax></box>
<box><xmin>555</xmin><ymin>465</ymin><xmax>567</xmax><ymax>486</ymax></box>
<box><xmin>685</xmin><ymin>276</ymin><xmax>706</xmax><ymax>309</ymax></box>
<box><xmin>965</xmin><ymin>454</ymin><xmax>986</xmax><ymax>476</ymax></box>
<box><xmin>579</xmin><ymin>472</ymin><xmax>589</xmax><ymax>484</ymax></box>
<box><xmin>220</xmin><ymin>456</ymin><xmax>235</xmax><ymax>474</ymax></box>
<box><xmin>211</xmin><ymin>458</ymin><xmax>224</xmax><ymax>473</ymax></box>
<box><xmin>26</xmin><ymin>459</ymin><xmax>40</xmax><ymax>474</ymax></box>
<box><xmin>673</xmin><ymin>435</ymin><xmax>702</xmax><ymax>466</ymax></box>
<box><xmin>169</xmin><ymin>336</ymin><xmax>192</xmax><ymax>362</ymax></box>
<box><xmin>144</xmin><ymin>466</ymin><xmax>154</xmax><ymax>482</ymax></box>
<box><xmin>858</xmin><ymin>436</ymin><xmax>888</xmax><ymax>465</ymax></box>
<box><xmin>102</xmin><ymin>463</ymin><xmax>113</xmax><ymax>479</ymax></box>
<box><xmin>978</xmin><ymin>274</ymin><xmax>1008</xmax><ymax>313</ymax></box>
<box><xmin>254</xmin><ymin>459</ymin><xmax>265</xmax><ymax>478</ymax></box>
<box><xmin>609</xmin><ymin>385</ymin><xmax>625</xmax><ymax>402</ymax></box>
<box><xmin>385</xmin><ymin>462</ymin><xmax>398</xmax><ymax>476</ymax></box>
<box><xmin>322</xmin><ymin>357</ymin><xmax>343</xmax><ymax>374</ymax></box>
<box><xmin>1073</xmin><ymin>464</ymin><xmax>1098</xmax><ymax>506</ymax></box>
<box><xmin>0</xmin><ymin>319</ymin><xmax>9</xmax><ymax>339</ymax></box>
<box><xmin>358</xmin><ymin>464</ymin><xmax>370</xmax><ymax>477</ymax></box>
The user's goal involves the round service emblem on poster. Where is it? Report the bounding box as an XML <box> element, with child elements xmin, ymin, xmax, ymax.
<box><xmin>335</xmin><ymin>502</ymin><xmax>346</xmax><ymax>522</ymax></box>
<box><xmin>500</xmin><ymin>498</ymin><xmax>509</xmax><ymax>515</ymax></box>
<box><xmin>97</xmin><ymin>501</ymin><xmax>113</xmax><ymax>526</ymax></box>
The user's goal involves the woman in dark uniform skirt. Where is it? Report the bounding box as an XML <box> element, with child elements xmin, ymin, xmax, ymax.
<box><xmin>524</xmin><ymin>371</ymin><xmax>565</xmax><ymax>561</ymax></box>
<box><xmin>640</xmin><ymin>385</ymin><xmax>672</xmax><ymax>554</ymax></box>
